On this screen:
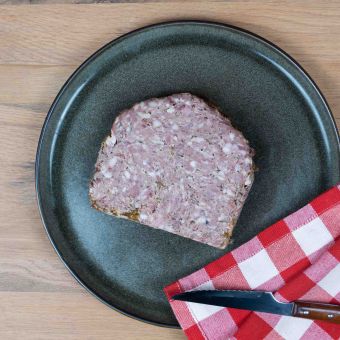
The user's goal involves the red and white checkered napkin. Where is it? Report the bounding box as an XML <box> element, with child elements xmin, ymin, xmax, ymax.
<box><xmin>164</xmin><ymin>185</ymin><xmax>340</xmax><ymax>340</ymax></box>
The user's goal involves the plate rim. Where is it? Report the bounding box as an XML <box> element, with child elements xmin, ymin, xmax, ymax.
<box><xmin>35</xmin><ymin>20</ymin><xmax>340</xmax><ymax>328</ymax></box>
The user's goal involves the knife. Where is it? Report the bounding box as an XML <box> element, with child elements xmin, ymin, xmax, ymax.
<box><xmin>172</xmin><ymin>290</ymin><xmax>340</xmax><ymax>324</ymax></box>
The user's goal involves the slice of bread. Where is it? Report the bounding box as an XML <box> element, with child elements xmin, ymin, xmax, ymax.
<box><xmin>89</xmin><ymin>93</ymin><xmax>254</xmax><ymax>249</ymax></box>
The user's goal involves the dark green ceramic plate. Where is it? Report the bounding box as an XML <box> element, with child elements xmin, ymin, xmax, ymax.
<box><xmin>36</xmin><ymin>21</ymin><xmax>340</xmax><ymax>327</ymax></box>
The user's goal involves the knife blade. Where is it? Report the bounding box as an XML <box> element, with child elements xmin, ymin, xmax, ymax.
<box><xmin>172</xmin><ymin>290</ymin><xmax>340</xmax><ymax>324</ymax></box>
<box><xmin>173</xmin><ymin>290</ymin><xmax>293</xmax><ymax>315</ymax></box>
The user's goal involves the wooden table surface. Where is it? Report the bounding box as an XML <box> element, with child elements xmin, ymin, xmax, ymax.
<box><xmin>1</xmin><ymin>1</ymin><xmax>340</xmax><ymax>339</ymax></box>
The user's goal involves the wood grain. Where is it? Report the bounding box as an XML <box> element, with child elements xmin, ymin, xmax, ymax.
<box><xmin>0</xmin><ymin>2</ymin><xmax>339</xmax><ymax>339</ymax></box>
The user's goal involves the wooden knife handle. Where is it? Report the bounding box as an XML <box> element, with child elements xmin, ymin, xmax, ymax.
<box><xmin>293</xmin><ymin>301</ymin><xmax>340</xmax><ymax>324</ymax></box>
